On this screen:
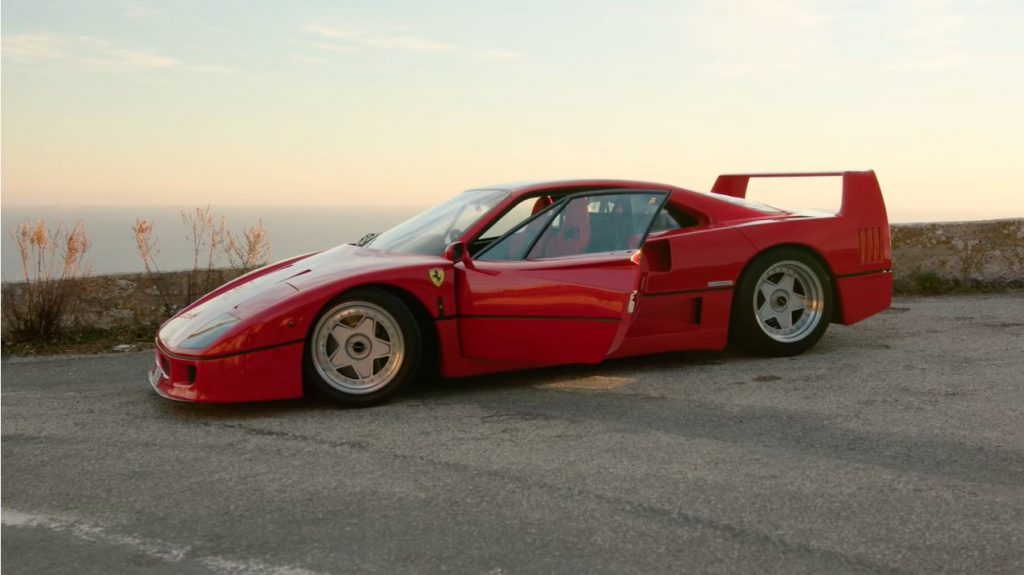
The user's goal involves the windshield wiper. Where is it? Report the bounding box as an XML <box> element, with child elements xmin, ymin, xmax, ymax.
<box><xmin>354</xmin><ymin>232</ymin><xmax>378</xmax><ymax>246</ymax></box>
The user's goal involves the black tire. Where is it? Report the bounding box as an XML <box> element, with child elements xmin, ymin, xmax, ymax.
<box><xmin>304</xmin><ymin>288</ymin><xmax>421</xmax><ymax>406</ymax></box>
<box><xmin>729</xmin><ymin>248</ymin><xmax>833</xmax><ymax>357</ymax></box>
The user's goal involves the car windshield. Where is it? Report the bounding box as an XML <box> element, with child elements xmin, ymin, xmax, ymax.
<box><xmin>366</xmin><ymin>189</ymin><xmax>509</xmax><ymax>255</ymax></box>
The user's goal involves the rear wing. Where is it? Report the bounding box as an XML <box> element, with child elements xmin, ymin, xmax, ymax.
<box><xmin>710</xmin><ymin>170</ymin><xmax>887</xmax><ymax>223</ymax></box>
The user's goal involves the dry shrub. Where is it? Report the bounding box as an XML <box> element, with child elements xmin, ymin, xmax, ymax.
<box><xmin>182</xmin><ymin>206</ymin><xmax>227</xmax><ymax>302</ymax></box>
<box><xmin>132</xmin><ymin>208</ymin><xmax>272</xmax><ymax>310</ymax></box>
<box><xmin>3</xmin><ymin>220</ymin><xmax>91</xmax><ymax>340</ymax></box>
<box><xmin>132</xmin><ymin>218</ymin><xmax>160</xmax><ymax>275</ymax></box>
<box><xmin>225</xmin><ymin>220</ymin><xmax>271</xmax><ymax>273</ymax></box>
<box><xmin>133</xmin><ymin>217</ymin><xmax>177</xmax><ymax>316</ymax></box>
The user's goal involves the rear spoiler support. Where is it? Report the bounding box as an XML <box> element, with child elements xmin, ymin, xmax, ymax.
<box><xmin>710</xmin><ymin>170</ymin><xmax>885</xmax><ymax>221</ymax></box>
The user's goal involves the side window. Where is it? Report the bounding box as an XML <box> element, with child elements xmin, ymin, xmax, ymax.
<box><xmin>649</xmin><ymin>207</ymin><xmax>681</xmax><ymax>233</ymax></box>
<box><xmin>477</xmin><ymin>209</ymin><xmax>558</xmax><ymax>261</ymax></box>
<box><xmin>478</xmin><ymin>195</ymin><xmax>553</xmax><ymax>241</ymax></box>
<box><xmin>649</xmin><ymin>205</ymin><xmax>700</xmax><ymax>234</ymax></box>
<box><xmin>479</xmin><ymin>192</ymin><xmax>666</xmax><ymax>261</ymax></box>
<box><xmin>470</xmin><ymin>195</ymin><xmax>557</xmax><ymax>256</ymax></box>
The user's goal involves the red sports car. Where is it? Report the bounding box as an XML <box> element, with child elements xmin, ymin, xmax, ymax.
<box><xmin>149</xmin><ymin>171</ymin><xmax>892</xmax><ymax>405</ymax></box>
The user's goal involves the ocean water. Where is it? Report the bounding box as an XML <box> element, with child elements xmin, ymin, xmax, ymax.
<box><xmin>3</xmin><ymin>203</ymin><xmax>1015</xmax><ymax>279</ymax></box>
<box><xmin>1</xmin><ymin>205</ymin><xmax>424</xmax><ymax>278</ymax></box>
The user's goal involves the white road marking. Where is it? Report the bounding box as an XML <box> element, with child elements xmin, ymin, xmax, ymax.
<box><xmin>2</xmin><ymin>509</ymin><xmax>328</xmax><ymax>575</ymax></box>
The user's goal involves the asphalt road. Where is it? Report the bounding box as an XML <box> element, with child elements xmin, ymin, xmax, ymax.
<box><xmin>3</xmin><ymin>293</ymin><xmax>1023</xmax><ymax>574</ymax></box>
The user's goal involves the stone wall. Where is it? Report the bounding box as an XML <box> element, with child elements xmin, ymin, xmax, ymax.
<box><xmin>2</xmin><ymin>219</ymin><xmax>1022</xmax><ymax>336</ymax></box>
<box><xmin>891</xmin><ymin>219</ymin><xmax>1024</xmax><ymax>291</ymax></box>
<box><xmin>2</xmin><ymin>269</ymin><xmax>244</xmax><ymax>334</ymax></box>
<box><xmin>73</xmin><ymin>269</ymin><xmax>245</xmax><ymax>329</ymax></box>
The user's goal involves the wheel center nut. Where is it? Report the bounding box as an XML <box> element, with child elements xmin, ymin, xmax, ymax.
<box><xmin>771</xmin><ymin>289</ymin><xmax>789</xmax><ymax>311</ymax></box>
<box><xmin>347</xmin><ymin>335</ymin><xmax>371</xmax><ymax>359</ymax></box>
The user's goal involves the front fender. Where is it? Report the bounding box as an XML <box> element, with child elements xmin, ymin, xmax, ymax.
<box><xmin>197</xmin><ymin>261</ymin><xmax>457</xmax><ymax>358</ymax></box>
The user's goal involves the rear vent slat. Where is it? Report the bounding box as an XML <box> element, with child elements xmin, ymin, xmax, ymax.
<box><xmin>858</xmin><ymin>226</ymin><xmax>884</xmax><ymax>265</ymax></box>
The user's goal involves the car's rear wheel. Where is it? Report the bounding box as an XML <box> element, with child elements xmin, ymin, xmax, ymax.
<box><xmin>730</xmin><ymin>248</ymin><xmax>833</xmax><ymax>356</ymax></box>
<box><xmin>305</xmin><ymin>289</ymin><xmax>421</xmax><ymax>406</ymax></box>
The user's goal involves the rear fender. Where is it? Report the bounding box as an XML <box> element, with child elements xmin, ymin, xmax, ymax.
<box><xmin>712</xmin><ymin>170</ymin><xmax>891</xmax><ymax>274</ymax></box>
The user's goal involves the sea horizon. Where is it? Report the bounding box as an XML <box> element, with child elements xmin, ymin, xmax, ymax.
<box><xmin>1</xmin><ymin>204</ymin><xmax>425</xmax><ymax>278</ymax></box>
<box><xmin>1</xmin><ymin>203</ymin><xmax>1020</xmax><ymax>278</ymax></box>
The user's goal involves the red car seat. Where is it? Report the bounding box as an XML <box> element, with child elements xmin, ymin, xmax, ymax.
<box><xmin>531</xmin><ymin>195</ymin><xmax>554</xmax><ymax>214</ymax></box>
<box><xmin>532</xmin><ymin>198</ymin><xmax>591</xmax><ymax>258</ymax></box>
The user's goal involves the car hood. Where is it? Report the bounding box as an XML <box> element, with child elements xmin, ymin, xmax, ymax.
<box><xmin>158</xmin><ymin>244</ymin><xmax>445</xmax><ymax>352</ymax></box>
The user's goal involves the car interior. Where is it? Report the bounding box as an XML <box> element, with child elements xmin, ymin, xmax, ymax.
<box><xmin>474</xmin><ymin>191</ymin><xmax>704</xmax><ymax>261</ymax></box>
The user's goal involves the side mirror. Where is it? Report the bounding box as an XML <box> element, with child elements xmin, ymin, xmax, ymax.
<box><xmin>444</xmin><ymin>241</ymin><xmax>470</xmax><ymax>264</ymax></box>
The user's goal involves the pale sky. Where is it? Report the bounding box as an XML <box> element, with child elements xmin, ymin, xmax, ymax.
<box><xmin>2</xmin><ymin>0</ymin><xmax>1023</xmax><ymax>221</ymax></box>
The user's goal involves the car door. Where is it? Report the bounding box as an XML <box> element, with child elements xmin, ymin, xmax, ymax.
<box><xmin>455</xmin><ymin>191</ymin><xmax>668</xmax><ymax>364</ymax></box>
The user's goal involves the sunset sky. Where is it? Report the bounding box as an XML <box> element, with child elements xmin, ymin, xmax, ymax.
<box><xmin>2</xmin><ymin>0</ymin><xmax>1023</xmax><ymax>221</ymax></box>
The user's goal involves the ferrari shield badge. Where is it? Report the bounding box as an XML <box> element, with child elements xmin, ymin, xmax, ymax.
<box><xmin>428</xmin><ymin>268</ymin><xmax>445</xmax><ymax>287</ymax></box>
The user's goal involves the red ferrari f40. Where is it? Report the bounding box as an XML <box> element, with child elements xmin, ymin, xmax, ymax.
<box><xmin>150</xmin><ymin>171</ymin><xmax>892</xmax><ymax>405</ymax></box>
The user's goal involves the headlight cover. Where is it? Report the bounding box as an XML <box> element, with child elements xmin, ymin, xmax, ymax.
<box><xmin>178</xmin><ymin>313</ymin><xmax>241</xmax><ymax>350</ymax></box>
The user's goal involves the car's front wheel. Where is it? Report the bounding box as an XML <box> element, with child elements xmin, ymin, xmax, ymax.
<box><xmin>305</xmin><ymin>289</ymin><xmax>421</xmax><ymax>406</ymax></box>
<box><xmin>730</xmin><ymin>248</ymin><xmax>833</xmax><ymax>356</ymax></box>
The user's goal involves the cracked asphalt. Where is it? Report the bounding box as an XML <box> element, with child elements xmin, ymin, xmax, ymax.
<box><xmin>3</xmin><ymin>293</ymin><xmax>1023</xmax><ymax>574</ymax></box>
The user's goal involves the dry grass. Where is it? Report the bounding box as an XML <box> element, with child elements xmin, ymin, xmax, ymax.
<box><xmin>132</xmin><ymin>218</ymin><xmax>160</xmax><ymax>275</ymax></box>
<box><xmin>225</xmin><ymin>220</ymin><xmax>271</xmax><ymax>273</ymax></box>
<box><xmin>131</xmin><ymin>207</ymin><xmax>273</xmax><ymax>309</ymax></box>
<box><xmin>2</xmin><ymin>220</ymin><xmax>91</xmax><ymax>340</ymax></box>
<box><xmin>181</xmin><ymin>206</ymin><xmax>227</xmax><ymax>302</ymax></box>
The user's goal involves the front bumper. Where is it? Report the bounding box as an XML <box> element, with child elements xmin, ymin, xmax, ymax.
<box><xmin>148</xmin><ymin>340</ymin><xmax>306</xmax><ymax>403</ymax></box>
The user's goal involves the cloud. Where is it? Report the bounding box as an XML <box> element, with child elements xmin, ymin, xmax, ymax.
<box><xmin>304</xmin><ymin>24</ymin><xmax>365</xmax><ymax>40</ymax></box>
<box><xmin>82</xmin><ymin>48</ymin><xmax>177</xmax><ymax>69</ymax></box>
<box><xmin>186</xmin><ymin>64</ymin><xmax>235</xmax><ymax>73</ymax></box>
<box><xmin>691</xmin><ymin>0</ymin><xmax>977</xmax><ymax>77</ymax></box>
<box><xmin>291</xmin><ymin>54</ymin><xmax>330</xmax><ymax>64</ymax></box>
<box><xmin>309</xmin><ymin>42</ymin><xmax>360</xmax><ymax>54</ymax></box>
<box><xmin>880</xmin><ymin>5</ymin><xmax>971</xmax><ymax>71</ymax></box>
<box><xmin>304</xmin><ymin>22</ymin><xmax>526</xmax><ymax>63</ymax></box>
<box><xmin>900</xmin><ymin>13</ymin><xmax>965</xmax><ymax>40</ymax></box>
<box><xmin>882</xmin><ymin>51</ymin><xmax>969</xmax><ymax>71</ymax></box>
<box><xmin>474</xmin><ymin>49</ymin><xmax>528</xmax><ymax>62</ymax></box>
<box><xmin>305</xmin><ymin>23</ymin><xmax>455</xmax><ymax>53</ymax></box>
<box><xmin>692</xmin><ymin>0</ymin><xmax>831</xmax><ymax>78</ymax></box>
<box><xmin>364</xmin><ymin>36</ymin><xmax>455</xmax><ymax>52</ymax></box>
<box><xmin>1</xmin><ymin>34</ymin><xmax>65</xmax><ymax>60</ymax></box>
<box><xmin>2</xmin><ymin>33</ymin><xmax>178</xmax><ymax>70</ymax></box>
<box><xmin>121</xmin><ymin>2</ymin><xmax>163</xmax><ymax>19</ymax></box>
<box><xmin>704</xmin><ymin>61</ymin><xmax>805</xmax><ymax>78</ymax></box>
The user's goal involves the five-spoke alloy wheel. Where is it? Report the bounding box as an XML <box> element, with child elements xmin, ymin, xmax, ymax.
<box><xmin>305</xmin><ymin>289</ymin><xmax>421</xmax><ymax>406</ymax></box>
<box><xmin>730</xmin><ymin>248</ymin><xmax>833</xmax><ymax>356</ymax></box>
